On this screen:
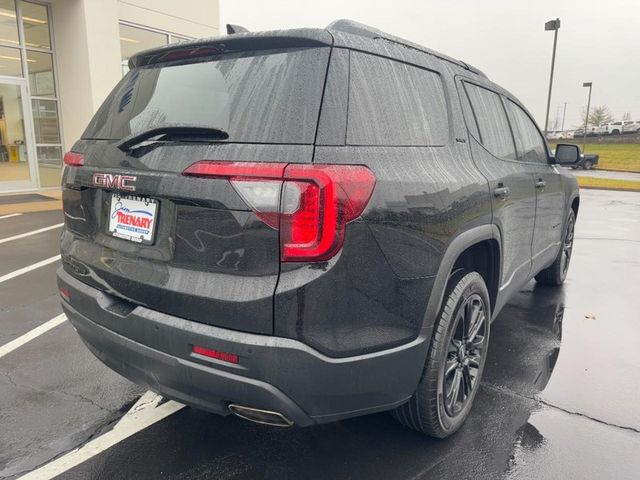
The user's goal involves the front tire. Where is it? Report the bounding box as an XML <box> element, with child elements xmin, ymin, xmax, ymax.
<box><xmin>582</xmin><ymin>159</ymin><xmax>593</xmax><ymax>170</ymax></box>
<box><xmin>392</xmin><ymin>271</ymin><xmax>490</xmax><ymax>437</ymax></box>
<box><xmin>535</xmin><ymin>209</ymin><xmax>575</xmax><ymax>286</ymax></box>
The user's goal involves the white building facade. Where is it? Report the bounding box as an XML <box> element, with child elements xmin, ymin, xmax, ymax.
<box><xmin>0</xmin><ymin>0</ymin><xmax>219</xmax><ymax>193</ymax></box>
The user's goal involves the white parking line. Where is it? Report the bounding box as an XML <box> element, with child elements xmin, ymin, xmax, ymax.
<box><xmin>0</xmin><ymin>223</ymin><xmax>64</xmax><ymax>245</ymax></box>
<box><xmin>0</xmin><ymin>213</ymin><xmax>23</xmax><ymax>220</ymax></box>
<box><xmin>0</xmin><ymin>314</ymin><xmax>67</xmax><ymax>360</ymax></box>
<box><xmin>0</xmin><ymin>255</ymin><xmax>61</xmax><ymax>285</ymax></box>
<box><xmin>18</xmin><ymin>391</ymin><xmax>185</xmax><ymax>480</ymax></box>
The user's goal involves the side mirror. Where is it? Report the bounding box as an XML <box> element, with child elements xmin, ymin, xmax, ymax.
<box><xmin>555</xmin><ymin>144</ymin><xmax>581</xmax><ymax>165</ymax></box>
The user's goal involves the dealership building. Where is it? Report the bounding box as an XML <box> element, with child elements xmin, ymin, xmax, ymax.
<box><xmin>0</xmin><ymin>0</ymin><xmax>219</xmax><ymax>193</ymax></box>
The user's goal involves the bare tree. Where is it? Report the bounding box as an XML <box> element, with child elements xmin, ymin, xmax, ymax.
<box><xmin>622</xmin><ymin>112</ymin><xmax>632</xmax><ymax>121</ymax></box>
<box><xmin>581</xmin><ymin>105</ymin><xmax>614</xmax><ymax>126</ymax></box>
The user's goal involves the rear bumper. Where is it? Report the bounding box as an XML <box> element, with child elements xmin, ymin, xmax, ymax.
<box><xmin>57</xmin><ymin>267</ymin><xmax>428</xmax><ymax>425</ymax></box>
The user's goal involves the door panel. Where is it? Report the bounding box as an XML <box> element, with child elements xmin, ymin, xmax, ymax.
<box><xmin>461</xmin><ymin>81</ymin><xmax>536</xmax><ymax>291</ymax></box>
<box><xmin>503</xmin><ymin>98</ymin><xmax>565</xmax><ymax>273</ymax></box>
<box><xmin>531</xmin><ymin>167</ymin><xmax>565</xmax><ymax>271</ymax></box>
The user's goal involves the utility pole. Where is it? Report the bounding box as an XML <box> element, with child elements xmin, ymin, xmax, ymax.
<box><xmin>543</xmin><ymin>18</ymin><xmax>561</xmax><ymax>134</ymax></box>
<box><xmin>561</xmin><ymin>102</ymin><xmax>568</xmax><ymax>131</ymax></box>
<box><xmin>583</xmin><ymin>82</ymin><xmax>592</xmax><ymax>151</ymax></box>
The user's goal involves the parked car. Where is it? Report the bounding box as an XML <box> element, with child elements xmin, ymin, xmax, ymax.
<box><xmin>599</xmin><ymin>121</ymin><xmax>637</xmax><ymax>135</ymax></box>
<box><xmin>622</xmin><ymin>121</ymin><xmax>640</xmax><ymax>134</ymax></box>
<box><xmin>57</xmin><ymin>19</ymin><xmax>580</xmax><ymax>438</ymax></box>
<box><xmin>586</xmin><ymin>125</ymin><xmax>600</xmax><ymax>136</ymax></box>
<box><xmin>546</xmin><ymin>130</ymin><xmax>562</xmax><ymax>140</ymax></box>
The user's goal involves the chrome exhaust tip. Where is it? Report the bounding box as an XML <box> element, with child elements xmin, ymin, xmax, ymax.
<box><xmin>228</xmin><ymin>404</ymin><xmax>294</xmax><ymax>427</ymax></box>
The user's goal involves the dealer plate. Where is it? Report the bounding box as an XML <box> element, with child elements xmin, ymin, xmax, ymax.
<box><xmin>108</xmin><ymin>194</ymin><xmax>158</xmax><ymax>244</ymax></box>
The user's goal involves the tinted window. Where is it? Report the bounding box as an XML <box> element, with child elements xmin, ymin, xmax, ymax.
<box><xmin>464</xmin><ymin>83</ymin><xmax>516</xmax><ymax>160</ymax></box>
<box><xmin>505</xmin><ymin>100</ymin><xmax>548</xmax><ymax>164</ymax></box>
<box><xmin>83</xmin><ymin>47</ymin><xmax>330</xmax><ymax>144</ymax></box>
<box><xmin>347</xmin><ymin>52</ymin><xmax>449</xmax><ymax>146</ymax></box>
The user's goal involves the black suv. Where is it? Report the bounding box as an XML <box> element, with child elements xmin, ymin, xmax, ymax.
<box><xmin>58</xmin><ymin>20</ymin><xmax>580</xmax><ymax>437</ymax></box>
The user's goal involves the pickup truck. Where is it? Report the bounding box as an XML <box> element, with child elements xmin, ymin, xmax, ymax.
<box><xmin>622</xmin><ymin>121</ymin><xmax>640</xmax><ymax>134</ymax></box>
<box><xmin>573</xmin><ymin>151</ymin><xmax>599</xmax><ymax>170</ymax></box>
<box><xmin>599</xmin><ymin>121</ymin><xmax>637</xmax><ymax>135</ymax></box>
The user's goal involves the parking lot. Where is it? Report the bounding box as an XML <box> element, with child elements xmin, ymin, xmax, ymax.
<box><xmin>1</xmin><ymin>188</ymin><xmax>639</xmax><ymax>480</ymax></box>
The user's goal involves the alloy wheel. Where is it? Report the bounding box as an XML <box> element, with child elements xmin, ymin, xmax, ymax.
<box><xmin>443</xmin><ymin>293</ymin><xmax>487</xmax><ymax>417</ymax></box>
<box><xmin>560</xmin><ymin>215</ymin><xmax>575</xmax><ymax>276</ymax></box>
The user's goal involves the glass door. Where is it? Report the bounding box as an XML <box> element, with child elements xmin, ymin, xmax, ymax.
<box><xmin>0</xmin><ymin>79</ymin><xmax>37</xmax><ymax>192</ymax></box>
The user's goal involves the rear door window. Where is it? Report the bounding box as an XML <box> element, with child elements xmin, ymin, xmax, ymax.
<box><xmin>505</xmin><ymin>99</ymin><xmax>548</xmax><ymax>164</ymax></box>
<box><xmin>464</xmin><ymin>82</ymin><xmax>516</xmax><ymax>160</ymax></box>
<box><xmin>83</xmin><ymin>47</ymin><xmax>330</xmax><ymax>144</ymax></box>
<box><xmin>347</xmin><ymin>52</ymin><xmax>449</xmax><ymax>146</ymax></box>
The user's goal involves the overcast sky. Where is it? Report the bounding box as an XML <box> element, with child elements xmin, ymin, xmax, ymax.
<box><xmin>220</xmin><ymin>0</ymin><xmax>640</xmax><ymax>130</ymax></box>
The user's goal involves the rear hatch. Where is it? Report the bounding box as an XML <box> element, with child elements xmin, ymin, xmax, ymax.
<box><xmin>61</xmin><ymin>33</ymin><xmax>332</xmax><ymax>334</ymax></box>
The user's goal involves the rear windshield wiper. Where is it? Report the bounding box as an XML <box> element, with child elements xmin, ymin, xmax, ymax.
<box><xmin>117</xmin><ymin>126</ymin><xmax>229</xmax><ymax>152</ymax></box>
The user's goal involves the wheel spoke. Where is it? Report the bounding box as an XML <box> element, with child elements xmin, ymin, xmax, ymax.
<box><xmin>467</xmin><ymin>354</ymin><xmax>481</xmax><ymax>369</ymax></box>
<box><xmin>445</xmin><ymin>358</ymin><xmax>458</xmax><ymax>377</ymax></box>
<box><xmin>467</xmin><ymin>310</ymin><xmax>485</xmax><ymax>344</ymax></box>
<box><xmin>446</xmin><ymin>369</ymin><xmax>461</xmax><ymax>411</ymax></box>
<box><xmin>462</xmin><ymin>365</ymin><xmax>473</xmax><ymax>396</ymax></box>
<box><xmin>469</xmin><ymin>333</ymin><xmax>484</xmax><ymax>349</ymax></box>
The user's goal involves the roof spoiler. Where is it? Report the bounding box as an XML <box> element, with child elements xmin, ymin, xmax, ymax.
<box><xmin>226</xmin><ymin>24</ymin><xmax>250</xmax><ymax>34</ymax></box>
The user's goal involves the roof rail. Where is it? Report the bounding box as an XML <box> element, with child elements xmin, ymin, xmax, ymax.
<box><xmin>326</xmin><ymin>19</ymin><xmax>486</xmax><ymax>77</ymax></box>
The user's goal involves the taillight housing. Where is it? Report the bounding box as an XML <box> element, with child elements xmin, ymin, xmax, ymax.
<box><xmin>182</xmin><ymin>161</ymin><xmax>376</xmax><ymax>262</ymax></box>
<box><xmin>63</xmin><ymin>151</ymin><xmax>84</xmax><ymax>166</ymax></box>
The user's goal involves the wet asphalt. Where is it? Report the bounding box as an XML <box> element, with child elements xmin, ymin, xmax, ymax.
<box><xmin>0</xmin><ymin>188</ymin><xmax>638</xmax><ymax>480</ymax></box>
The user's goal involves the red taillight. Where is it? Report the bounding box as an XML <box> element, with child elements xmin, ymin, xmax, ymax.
<box><xmin>182</xmin><ymin>161</ymin><xmax>376</xmax><ymax>262</ymax></box>
<box><xmin>192</xmin><ymin>345</ymin><xmax>239</xmax><ymax>364</ymax></box>
<box><xmin>63</xmin><ymin>151</ymin><xmax>84</xmax><ymax>166</ymax></box>
<box><xmin>59</xmin><ymin>287</ymin><xmax>70</xmax><ymax>300</ymax></box>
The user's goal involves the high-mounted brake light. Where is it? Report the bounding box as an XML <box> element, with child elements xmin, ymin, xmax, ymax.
<box><xmin>63</xmin><ymin>152</ymin><xmax>84</xmax><ymax>166</ymax></box>
<box><xmin>182</xmin><ymin>161</ymin><xmax>376</xmax><ymax>262</ymax></box>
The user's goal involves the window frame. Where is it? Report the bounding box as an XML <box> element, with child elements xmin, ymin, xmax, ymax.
<box><xmin>503</xmin><ymin>96</ymin><xmax>552</xmax><ymax>165</ymax></box>
<box><xmin>460</xmin><ymin>77</ymin><xmax>552</xmax><ymax>166</ymax></box>
<box><xmin>461</xmin><ymin>79</ymin><xmax>518</xmax><ymax>161</ymax></box>
<box><xmin>21</xmin><ymin>0</ymin><xmax>64</xmax><ymax>182</ymax></box>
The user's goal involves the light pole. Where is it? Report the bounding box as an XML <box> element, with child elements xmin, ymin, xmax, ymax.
<box><xmin>582</xmin><ymin>82</ymin><xmax>592</xmax><ymax>151</ymax></box>
<box><xmin>543</xmin><ymin>18</ymin><xmax>561</xmax><ymax>135</ymax></box>
<box><xmin>561</xmin><ymin>102</ymin><xmax>567</xmax><ymax>131</ymax></box>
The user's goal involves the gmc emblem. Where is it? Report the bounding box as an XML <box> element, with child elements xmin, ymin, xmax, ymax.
<box><xmin>92</xmin><ymin>173</ymin><xmax>137</xmax><ymax>192</ymax></box>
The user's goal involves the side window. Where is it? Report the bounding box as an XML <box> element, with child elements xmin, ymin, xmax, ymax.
<box><xmin>464</xmin><ymin>83</ymin><xmax>516</xmax><ymax>160</ymax></box>
<box><xmin>347</xmin><ymin>52</ymin><xmax>449</xmax><ymax>146</ymax></box>
<box><xmin>505</xmin><ymin>100</ymin><xmax>548</xmax><ymax>164</ymax></box>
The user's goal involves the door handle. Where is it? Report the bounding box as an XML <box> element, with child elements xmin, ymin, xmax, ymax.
<box><xmin>493</xmin><ymin>186</ymin><xmax>510</xmax><ymax>198</ymax></box>
<box><xmin>535</xmin><ymin>179</ymin><xmax>547</xmax><ymax>189</ymax></box>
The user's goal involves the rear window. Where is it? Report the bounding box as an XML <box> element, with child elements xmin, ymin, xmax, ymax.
<box><xmin>347</xmin><ymin>52</ymin><xmax>449</xmax><ymax>146</ymax></box>
<box><xmin>83</xmin><ymin>47</ymin><xmax>330</xmax><ymax>144</ymax></box>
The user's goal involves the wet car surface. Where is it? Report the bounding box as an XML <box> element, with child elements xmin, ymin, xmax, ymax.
<box><xmin>1</xmin><ymin>188</ymin><xmax>639</xmax><ymax>479</ymax></box>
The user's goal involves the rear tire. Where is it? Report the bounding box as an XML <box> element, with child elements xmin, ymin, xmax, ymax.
<box><xmin>535</xmin><ymin>209</ymin><xmax>575</xmax><ymax>286</ymax></box>
<box><xmin>582</xmin><ymin>159</ymin><xmax>593</xmax><ymax>170</ymax></box>
<box><xmin>392</xmin><ymin>271</ymin><xmax>490</xmax><ymax>437</ymax></box>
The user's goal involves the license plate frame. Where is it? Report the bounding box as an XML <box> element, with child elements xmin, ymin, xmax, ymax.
<box><xmin>107</xmin><ymin>193</ymin><xmax>159</xmax><ymax>244</ymax></box>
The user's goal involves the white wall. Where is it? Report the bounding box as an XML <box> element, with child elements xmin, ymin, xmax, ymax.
<box><xmin>118</xmin><ymin>0</ymin><xmax>219</xmax><ymax>38</ymax></box>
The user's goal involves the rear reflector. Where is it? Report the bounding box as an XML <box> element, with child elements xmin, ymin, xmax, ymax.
<box><xmin>63</xmin><ymin>151</ymin><xmax>84</xmax><ymax>166</ymax></box>
<box><xmin>182</xmin><ymin>161</ymin><xmax>376</xmax><ymax>262</ymax></box>
<box><xmin>192</xmin><ymin>345</ymin><xmax>239</xmax><ymax>364</ymax></box>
